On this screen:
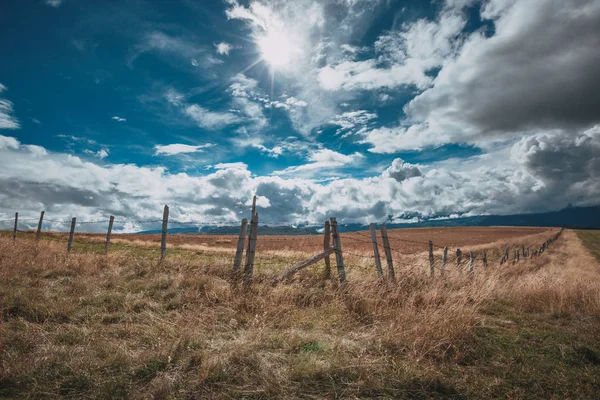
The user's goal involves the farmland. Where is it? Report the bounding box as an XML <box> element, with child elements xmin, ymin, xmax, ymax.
<box><xmin>1</xmin><ymin>227</ymin><xmax>599</xmax><ymax>399</ymax></box>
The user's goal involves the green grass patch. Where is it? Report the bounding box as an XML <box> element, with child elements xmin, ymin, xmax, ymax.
<box><xmin>576</xmin><ymin>230</ymin><xmax>600</xmax><ymax>261</ymax></box>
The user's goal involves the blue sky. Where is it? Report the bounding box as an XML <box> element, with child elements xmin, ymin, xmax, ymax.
<box><xmin>1</xmin><ymin>0</ymin><xmax>599</xmax><ymax>232</ymax></box>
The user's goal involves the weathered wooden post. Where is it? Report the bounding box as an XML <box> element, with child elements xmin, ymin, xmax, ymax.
<box><xmin>251</xmin><ymin>195</ymin><xmax>257</xmax><ymax>218</ymax></box>
<box><xmin>323</xmin><ymin>220</ymin><xmax>332</xmax><ymax>279</ymax></box>
<box><xmin>36</xmin><ymin>211</ymin><xmax>45</xmax><ymax>240</ymax></box>
<box><xmin>522</xmin><ymin>245</ymin><xmax>525</xmax><ymax>259</ymax></box>
<box><xmin>441</xmin><ymin>247</ymin><xmax>448</xmax><ymax>277</ymax></box>
<box><xmin>370</xmin><ymin>223</ymin><xmax>383</xmax><ymax>278</ymax></box>
<box><xmin>67</xmin><ymin>217</ymin><xmax>76</xmax><ymax>253</ymax></box>
<box><xmin>243</xmin><ymin>213</ymin><xmax>259</xmax><ymax>285</ymax></box>
<box><xmin>160</xmin><ymin>205</ymin><xmax>169</xmax><ymax>261</ymax></box>
<box><xmin>104</xmin><ymin>216</ymin><xmax>114</xmax><ymax>255</ymax></box>
<box><xmin>468</xmin><ymin>251</ymin><xmax>474</xmax><ymax>276</ymax></box>
<box><xmin>330</xmin><ymin>217</ymin><xmax>347</xmax><ymax>284</ymax></box>
<box><xmin>516</xmin><ymin>249</ymin><xmax>520</xmax><ymax>262</ymax></box>
<box><xmin>482</xmin><ymin>249</ymin><xmax>488</xmax><ymax>268</ymax></box>
<box><xmin>456</xmin><ymin>248</ymin><xmax>463</xmax><ymax>270</ymax></box>
<box><xmin>380</xmin><ymin>225</ymin><xmax>395</xmax><ymax>282</ymax></box>
<box><xmin>501</xmin><ymin>248</ymin><xmax>509</xmax><ymax>265</ymax></box>
<box><xmin>233</xmin><ymin>218</ymin><xmax>248</xmax><ymax>275</ymax></box>
<box><xmin>428</xmin><ymin>240</ymin><xmax>434</xmax><ymax>277</ymax></box>
<box><xmin>12</xmin><ymin>212</ymin><xmax>18</xmax><ymax>240</ymax></box>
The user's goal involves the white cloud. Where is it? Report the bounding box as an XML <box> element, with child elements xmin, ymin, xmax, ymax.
<box><xmin>154</xmin><ymin>143</ymin><xmax>216</xmax><ymax>156</ymax></box>
<box><xmin>358</xmin><ymin>124</ymin><xmax>452</xmax><ymax>153</ymax></box>
<box><xmin>0</xmin><ymin>129</ymin><xmax>598</xmax><ymax>230</ymax></box>
<box><xmin>215</xmin><ymin>42</ymin><xmax>233</xmax><ymax>55</ymax></box>
<box><xmin>130</xmin><ymin>31</ymin><xmax>222</xmax><ymax>68</ymax></box>
<box><xmin>285</xmin><ymin>97</ymin><xmax>307</xmax><ymax>107</ymax></box>
<box><xmin>229</xmin><ymin>73</ymin><xmax>259</xmax><ymax>98</ymax></box>
<box><xmin>164</xmin><ymin>85</ymin><xmax>266</xmax><ymax>131</ymax></box>
<box><xmin>274</xmin><ymin>149</ymin><xmax>364</xmax><ymax>175</ymax></box>
<box><xmin>111</xmin><ymin>116</ymin><xmax>126</xmax><ymax>122</ymax></box>
<box><xmin>0</xmin><ymin>135</ymin><xmax>20</xmax><ymax>150</ymax></box>
<box><xmin>211</xmin><ymin>162</ymin><xmax>248</xmax><ymax>170</ymax></box>
<box><xmin>184</xmin><ymin>104</ymin><xmax>241</xmax><ymax>130</ymax></box>
<box><xmin>97</xmin><ymin>149</ymin><xmax>109</xmax><ymax>159</ymax></box>
<box><xmin>318</xmin><ymin>59</ymin><xmax>433</xmax><ymax>91</ymax></box>
<box><xmin>329</xmin><ymin>110</ymin><xmax>377</xmax><ymax>136</ymax></box>
<box><xmin>0</xmin><ymin>84</ymin><xmax>20</xmax><ymax>130</ymax></box>
<box><xmin>317</xmin><ymin>7</ymin><xmax>467</xmax><ymax>93</ymax></box>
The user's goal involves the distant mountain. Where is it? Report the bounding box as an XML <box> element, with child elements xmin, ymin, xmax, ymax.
<box><xmin>136</xmin><ymin>205</ymin><xmax>600</xmax><ymax>235</ymax></box>
<box><xmin>388</xmin><ymin>205</ymin><xmax>600</xmax><ymax>230</ymax></box>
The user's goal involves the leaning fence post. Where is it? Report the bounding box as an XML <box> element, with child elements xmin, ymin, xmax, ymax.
<box><xmin>160</xmin><ymin>205</ymin><xmax>169</xmax><ymax>261</ymax></box>
<box><xmin>441</xmin><ymin>247</ymin><xmax>448</xmax><ymax>277</ymax></box>
<box><xmin>330</xmin><ymin>217</ymin><xmax>347</xmax><ymax>284</ymax></box>
<box><xmin>483</xmin><ymin>249</ymin><xmax>488</xmax><ymax>268</ymax></box>
<box><xmin>36</xmin><ymin>211</ymin><xmax>45</xmax><ymax>240</ymax></box>
<box><xmin>468</xmin><ymin>251</ymin><xmax>474</xmax><ymax>276</ymax></box>
<box><xmin>251</xmin><ymin>195</ymin><xmax>257</xmax><ymax>218</ymax></box>
<box><xmin>428</xmin><ymin>240</ymin><xmax>434</xmax><ymax>277</ymax></box>
<box><xmin>104</xmin><ymin>216</ymin><xmax>114</xmax><ymax>255</ymax></box>
<box><xmin>380</xmin><ymin>225</ymin><xmax>395</xmax><ymax>282</ymax></box>
<box><xmin>233</xmin><ymin>218</ymin><xmax>248</xmax><ymax>275</ymax></box>
<box><xmin>456</xmin><ymin>248</ymin><xmax>463</xmax><ymax>270</ymax></box>
<box><xmin>67</xmin><ymin>217</ymin><xmax>76</xmax><ymax>253</ymax></box>
<box><xmin>370</xmin><ymin>223</ymin><xmax>383</xmax><ymax>278</ymax></box>
<box><xmin>323</xmin><ymin>220</ymin><xmax>332</xmax><ymax>279</ymax></box>
<box><xmin>244</xmin><ymin>213</ymin><xmax>259</xmax><ymax>285</ymax></box>
<box><xmin>12</xmin><ymin>212</ymin><xmax>18</xmax><ymax>240</ymax></box>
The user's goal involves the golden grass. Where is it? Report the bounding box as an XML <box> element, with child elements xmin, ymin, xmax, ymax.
<box><xmin>1</xmin><ymin>229</ymin><xmax>599</xmax><ymax>398</ymax></box>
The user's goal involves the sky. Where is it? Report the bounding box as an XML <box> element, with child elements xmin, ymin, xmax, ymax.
<box><xmin>1</xmin><ymin>0</ymin><xmax>599</xmax><ymax>232</ymax></box>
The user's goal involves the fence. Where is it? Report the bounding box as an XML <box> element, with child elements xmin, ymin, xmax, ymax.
<box><xmin>1</xmin><ymin>198</ymin><xmax>564</xmax><ymax>288</ymax></box>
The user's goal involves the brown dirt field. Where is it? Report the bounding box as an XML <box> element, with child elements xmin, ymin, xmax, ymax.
<box><xmin>41</xmin><ymin>225</ymin><xmax>553</xmax><ymax>254</ymax></box>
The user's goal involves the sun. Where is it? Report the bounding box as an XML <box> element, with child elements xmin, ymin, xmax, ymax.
<box><xmin>256</xmin><ymin>29</ymin><xmax>300</xmax><ymax>70</ymax></box>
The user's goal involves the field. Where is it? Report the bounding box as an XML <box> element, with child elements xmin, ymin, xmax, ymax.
<box><xmin>576</xmin><ymin>230</ymin><xmax>600</xmax><ymax>262</ymax></box>
<box><xmin>1</xmin><ymin>227</ymin><xmax>599</xmax><ymax>399</ymax></box>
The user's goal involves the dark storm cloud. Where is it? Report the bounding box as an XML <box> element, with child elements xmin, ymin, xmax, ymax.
<box><xmin>406</xmin><ymin>0</ymin><xmax>600</xmax><ymax>138</ymax></box>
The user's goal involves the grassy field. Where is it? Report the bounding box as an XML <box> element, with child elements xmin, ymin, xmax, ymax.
<box><xmin>1</xmin><ymin>228</ymin><xmax>599</xmax><ymax>399</ymax></box>
<box><xmin>576</xmin><ymin>230</ymin><xmax>600</xmax><ymax>261</ymax></box>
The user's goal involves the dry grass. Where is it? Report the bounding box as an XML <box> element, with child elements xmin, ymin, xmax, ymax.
<box><xmin>1</xmin><ymin>229</ymin><xmax>599</xmax><ymax>399</ymax></box>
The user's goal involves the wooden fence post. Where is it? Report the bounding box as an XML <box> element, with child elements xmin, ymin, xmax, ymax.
<box><xmin>501</xmin><ymin>248</ymin><xmax>508</xmax><ymax>265</ymax></box>
<box><xmin>67</xmin><ymin>217</ymin><xmax>76</xmax><ymax>253</ymax></box>
<box><xmin>468</xmin><ymin>251</ymin><xmax>474</xmax><ymax>276</ymax></box>
<box><xmin>244</xmin><ymin>213</ymin><xmax>259</xmax><ymax>285</ymax></box>
<box><xmin>160</xmin><ymin>205</ymin><xmax>169</xmax><ymax>261</ymax></box>
<box><xmin>36</xmin><ymin>211</ymin><xmax>45</xmax><ymax>240</ymax></box>
<box><xmin>251</xmin><ymin>195</ymin><xmax>257</xmax><ymax>218</ymax></box>
<box><xmin>441</xmin><ymin>247</ymin><xmax>448</xmax><ymax>277</ymax></box>
<box><xmin>456</xmin><ymin>248</ymin><xmax>463</xmax><ymax>270</ymax></box>
<box><xmin>12</xmin><ymin>212</ymin><xmax>18</xmax><ymax>240</ymax></box>
<box><xmin>330</xmin><ymin>217</ymin><xmax>347</xmax><ymax>284</ymax></box>
<box><xmin>370</xmin><ymin>223</ymin><xmax>383</xmax><ymax>278</ymax></box>
<box><xmin>380</xmin><ymin>225</ymin><xmax>395</xmax><ymax>282</ymax></box>
<box><xmin>104</xmin><ymin>216</ymin><xmax>114</xmax><ymax>255</ymax></box>
<box><xmin>233</xmin><ymin>218</ymin><xmax>248</xmax><ymax>274</ymax></box>
<box><xmin>483</xmin><ymin>249</ymin><xmax>488</xmax><ymax>268</ymax></box>
<box><xmin>522</xmin><ymin>245</ymin><xmax>525</xmax><ymax>259</ymax></box>
<box><xmin>323</xmin><ymin>220</ymin><xmax>332</xmax><ymax>279</ymax></box>
<box><xmin>428</xmin><ymin>240</ymin><xmax>434</xmax><ymax>277</ymax></box>
<box><xmin>273</xmin><ymin>248</ymin><xmax>336</xmax><ymax>285</ymax></box>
